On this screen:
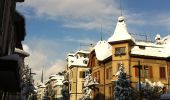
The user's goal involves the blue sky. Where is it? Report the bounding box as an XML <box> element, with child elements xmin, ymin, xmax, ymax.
<box><xmin>16</xmin><ymin>0</ymin><xmax>170</xmax><ymax>81</ymax></box>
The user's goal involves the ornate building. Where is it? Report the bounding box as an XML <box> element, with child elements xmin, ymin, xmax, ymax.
<box><xmin>88</xmin><ymin>16</ymin><xmax>170</xmax><ymax>100</ymax></box>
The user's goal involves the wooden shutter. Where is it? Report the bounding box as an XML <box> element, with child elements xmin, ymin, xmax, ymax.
<box><xmin>160</xmin><ymin>67</ymin><xmax>166</xmax><ymax>78</ymax></box>
<box><xmin>106</xmin><ymin>68</ymin><xmax>109</xmax><ymax>79</ymax></box>
<box><xmin>109</xmin><ymin>67</ymin><xmax>112</xmax><ymax>79</ymax></box>
<box><xmin>149</xmin><ymin>66</ymin><xmax>153</xmax><ymax>78</ymax></box>
<box><xmin>135</xmin><ymin>67</ymin><xmax>139</xmax><ymax>77</ymax></box>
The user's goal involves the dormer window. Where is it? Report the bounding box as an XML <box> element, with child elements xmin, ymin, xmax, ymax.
<box><xmin>139</xmin><ymin>46</ymin><xmax>145</xmax><ymax>49</ymax></box>
<box><xmin>83</xmin><ymin>60</ymin><xmax>88</xmax><ymax>64</ymax></box>
<box><xmin>115</xmin><ymin>47</ymin><xmax>126</xmax><ymax>56</ymax></box>
<box><xmin>76</xmin><ymin>55</ymin><xmax>78</xmax><ymax>59</ymax></box>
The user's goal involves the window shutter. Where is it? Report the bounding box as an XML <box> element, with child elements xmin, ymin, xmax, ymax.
<box><xmin>83</xmin><ymin>71</ymin><xmax>85</xmax><ymax>78</ymax></box>
<box><xmin>106</xmin><ymin>68</ymin><xmax>108</xmax><ymax>79</ymax></box>
<box><xmin>149</xmin><ymin>66</ymin><xmax>153</xmax><ymax>78</ymax></box>
<box><xmin>160</xmin><ymin>67</ymin><xmax>166</xmax><ymax>78</ymax></box>
<box><xmin>135</xmin><ymin>67</ymin><xmax>139</xmax><ymax>77</ymax></box>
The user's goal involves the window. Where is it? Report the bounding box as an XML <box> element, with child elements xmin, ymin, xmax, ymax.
<box><xmin>79</xmin><ymin>71</ymin><xmax>86</xmax><ymax>78</ymax></box>
<box><xmin>115</xmin><ymin>47</ymin><xmax>126</xmax><ymax>56</ymax></box>
<box><xmin>106</xmin><ymin>68</ymin><xmax>109</xmax><ymax>79</ymax></box>
<box><xmin>93</xmin><ymin>71</ymin><xmax>100</xmax><ymax>83</ymax></box>
<box><xmin>117</xmin><ymin>63</ymin><xmax>124</xmax><ymax>71</ymax></box>
<box><xmin>160</xmin><ymin>67</ymin><xmax>166</xmax><ymax>79</ymax></box>
<box><xmin>92</xmin><ymin>57</ymin><xmax>95</xmax><ymax>67</ymax></box>
<box><xmin>135</xmin><ymin>65</ymin><xmax>152</xmax><ymax>78</ymax></box>
<box><xmin>83</xmin><ymin>60</ymin><xmax>88</xmax><ymax>64</ymax></box>
<box><xmin>97</xmin><ymin>71</ymin><xmax>100</xmax><ymax>83</ymax></box>
<box><xmin>106</xmin><ymin>67</ymin><xmax>112</xmax><ymax>80</ymax></box>
<box><xmin>83</xmin><ymin>54</ymin><xmax>87</xmax><ymax>58</ymax></box>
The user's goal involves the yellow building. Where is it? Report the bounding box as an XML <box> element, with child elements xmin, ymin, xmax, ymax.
<box><xmin>66</xmin><ymin>50</ymin><xmax>90</xmax><ymax>100</ymax></box>
<box><xmin>37</xmin><ymin>82</ymin><xmax>46</xmax><ymax>100</ymax></box>
<box><xmin>88</xmin><ymin>16</ymin><xmax>170</xmax><ymax>100</ymax></box>
<box><xmin>45</xmin><ymin>74</ymin><xmax>64</xmax><ymax>100</ymax></box>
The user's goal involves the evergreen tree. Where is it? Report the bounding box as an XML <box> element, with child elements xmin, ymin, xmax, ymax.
<box><xmin>114</xmin><ymin>64</ymin><xmax>132</xmax><ymax>100</ymax></box>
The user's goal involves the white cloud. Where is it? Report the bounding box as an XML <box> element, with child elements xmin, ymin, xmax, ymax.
<box><xmin>23</xmin><ymin>38</ymin><xmax>66</xmax><ymax>81</ymax></box>
<box><xmin>64</xmin><ymin>36</ymin><xmax>96</xmax><ymax>44</ymax></box>
<box><xmin>44</xmin><ymin>60</ymin><xmax>65</xmax><ymax>80</ymax></box>
<box><xmin>17</xmin><ymin>0</ymin><xmax>120</xmax><ymax>31</ymax></box>
<box><xmin>17</xmin><ymin>0</ymin><xmax>170</xmax><ymax>33</ymax></box>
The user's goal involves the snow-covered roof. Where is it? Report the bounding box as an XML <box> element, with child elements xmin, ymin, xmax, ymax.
<box><xmin>67</xmin><ymin>50</ymin><xmax>90</xmax><ymax>67</ymax></box>
<box><xmin>38</xmin><ymin>82</ymin><xmax>46</xmax><ymax>88</ymax></box>
<box><xmin>47</xmin><ymin>74</ymin><xmax>64</xmax><ymax>86</ymax></box>
<box><xmin>131</xmin><ymin>45</ymin><xmax>165</xmax><ymax>57</ymax></box>
<box><xmin>94</xmin><ymin>40</ymin><xmax>112</xmax><ymax>61</ymax></box>
<box><xmin>71</xmin><ymin>57</ymin><xmax>89</xmax><ymax>66</ymax></box>
<box><xmin>108</xmin><ymin>16</ymin><xmax>135</xmax><ymax>43</ymax></box>
<box><xmin>75</xmin><ymin>50</ymin><xmax>90</xmax><ymax>54</ymax></box>
<box><xmin>131</xmin><ymin>36</ymin><xmax>170</xmax><ymax>58</ymax></box>
<box><xmin>67</xmin><ymin>53</ymin><xmax>75</xmax><ymax>67</ymax></box>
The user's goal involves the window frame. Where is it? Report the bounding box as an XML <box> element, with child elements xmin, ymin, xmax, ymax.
<box><xmin>115</xmin><ymin>47</ymin><xmax>126</xmax><ymax>56</ymax></box>
<box><xmin>159</xmin><ymin>67</ymin><xmax>166</xmax><ymax>79</ymax></box>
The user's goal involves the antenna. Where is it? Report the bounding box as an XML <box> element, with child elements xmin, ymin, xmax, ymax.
<box><xmin>100</xmin><ymin>24</ymin><xmax>103</xmax><ymax>41</ymax></box>
<box><xmin>120</xmin><ymin>0</ymin><xmax>122</xmax><ymax>16</ymax></box>
<box><xmin>41</xmin><ymin>66</ymin><xmax>44</xmax><ymax>83</ymax></box>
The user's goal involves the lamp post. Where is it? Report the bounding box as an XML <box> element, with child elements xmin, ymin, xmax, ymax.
<box><xmin>133</xmin><ymin>60</ymin><xmax>142</xmax><ymax>99</ymax></box>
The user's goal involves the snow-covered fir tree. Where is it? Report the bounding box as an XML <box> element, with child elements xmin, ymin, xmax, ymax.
<box><xmin>80</xmin><ymin>69</ymin><xmax>98</xmax><ymax>100</ymax></box>
<box><xmin>140</xmin><ymin>79</ymin><xmax>164</xmax><ymax>100</ymax></box>
<box><xmin>114</xmin><ymin>63</ymin><xmax>132</xmax><ymax>100</ymax></box>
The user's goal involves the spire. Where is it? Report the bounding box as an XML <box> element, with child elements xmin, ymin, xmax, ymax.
<box><xmin>100</xmin><ymin>24</ymin><xmax>103</xmax><ymax>41</ymax></box>
<box><xmin>120</xmin><ymin>0</ymin><xmax>123</xmax><ymax>16</ymax></box>
<box><xmin>41</xmin><ymin>69</ymin><xmax>43</xmax><ymax>83</ymax></box>
<box><xmin>108</xmin><ymin>16</ymin><xmax>134</xmax><ymax>43</ymax></box>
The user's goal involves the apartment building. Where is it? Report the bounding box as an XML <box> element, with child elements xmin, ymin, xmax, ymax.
<box><xmin>66</xmin><ymin>50</ymin><xmax>90</xmax><ymax>100</ymax></box>
<box><xmin>88</xmin><ymin>16</ymin><xmax>170</xmax><ymax>100</ymax></box>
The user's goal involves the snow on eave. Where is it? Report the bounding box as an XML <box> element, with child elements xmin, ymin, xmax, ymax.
<box><xmin>75</xmin><ymin>50</ymin><xmax>90</xmax><ymax>55</ymax></box>
<box><xmin>15</xmin><ymin>48</ymin><xmax>30</xmax><ymax>57</ymax></box>
<box><xmin>131</xmin><ymin>45</ymin><xmax>167</xmax><ymax>58</ymax></box>
<box><xmin>135</xmin><ymin>41</ymin><xmax>164</xmax><ymax>48</ymax></box>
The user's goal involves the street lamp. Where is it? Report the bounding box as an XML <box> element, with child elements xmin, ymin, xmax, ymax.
<box><xmin>133</xmin><ymin>60</ymin><xmax>142</xmax><ymax>99</ymax></box>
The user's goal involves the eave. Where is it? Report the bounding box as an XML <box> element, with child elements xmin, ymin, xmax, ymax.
<box><xmin>130</xmin><ymin>54</ymin><xmax>167</xmax><ymax>61</ymax></box>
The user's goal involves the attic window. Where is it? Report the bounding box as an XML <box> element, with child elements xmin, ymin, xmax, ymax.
<box><xmin>139</xmin><ymin>46</ymin><xmax>145</xmax><ymax>49</ymax></box>
<box><xmin>115</xmin><ymin>47</ymin><xmax>126</xmax><ymax>56</ymax></box>
<box><xmin>83</xmin><ymin>60</ymin><xmax>88</xmax><ymax>64</ymax></box>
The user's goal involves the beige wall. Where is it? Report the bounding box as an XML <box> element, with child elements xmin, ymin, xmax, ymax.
<box><xmin>130</xmin><ymin>57</ymin><xmax>168</xmax><ymax>86</ymax></box>
<box><xmin>69</xmin><ymin>66</ymin><xmax>89</xmax><ymax>100</ymax></box>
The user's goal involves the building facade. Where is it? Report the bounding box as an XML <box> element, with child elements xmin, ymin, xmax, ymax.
<box><xmin>66</xmin><ymin>50</ymin><xmax>90</xmax><ymax>100</ymax></box>
<box><xmin>0</xmin><ymin>0</ymin><xmax>28</xmax><ymax>99</ymax></box>
<box><xmin>88</xmin><ymin>16</ymin><xmax>170</xmax><ymax>100</ymax></box>
<box><xmin>45</xmin><ymin>74</ymin><xmax>64</xmax><ymax>100</ymax></box>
